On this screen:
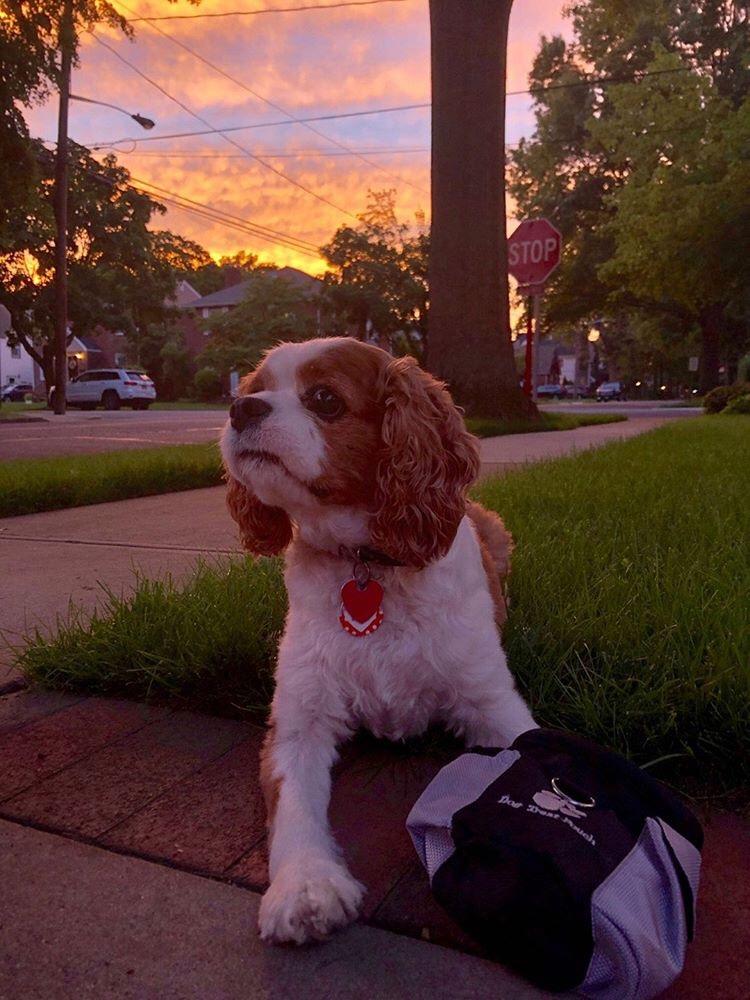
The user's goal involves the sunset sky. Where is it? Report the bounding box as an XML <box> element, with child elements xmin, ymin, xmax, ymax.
<box><xmin>27</xmin><ymin>0</ymin><xmax>569</xmax><ymax>275</ymax></box>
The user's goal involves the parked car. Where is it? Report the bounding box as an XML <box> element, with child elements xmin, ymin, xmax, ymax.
<box><xmin>1</xmin><ymin>382</ymin><xmax>34</xmax><ymax>402</ymax></box>
<box><xmin>595</xmin><ymin>381</ymin><xmax>626</xmax><ymax>401</ymax></box>
<box><xmin>48</xmin><ymin>369</ymin><xmax>157</xmax><ymax>410</ymax></box>
<box><xmin>536</xmin><ymin>383</ymin><xmax>569</xmax><ymax>400</ymax></box>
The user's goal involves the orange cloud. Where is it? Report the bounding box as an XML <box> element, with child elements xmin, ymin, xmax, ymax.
<box><xmin>24</xmin><ymin>0</ymin><xmax>568</xmax><ymax>273</ymax></box>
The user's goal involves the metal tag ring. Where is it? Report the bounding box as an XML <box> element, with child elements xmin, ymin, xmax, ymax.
<box><xmin>552</xmin><ymin>776</ymin><xmax>596</xmax><ymax>809</ymax></box>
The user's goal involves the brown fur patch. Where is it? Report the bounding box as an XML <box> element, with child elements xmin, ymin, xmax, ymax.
<box><xmin>259</xmin><ymin>722</ymin><xmax>280</xmax><ymax>831</ymax></box>
<box><xmin>466</xmin><ymin>501</ymin><xmax>513</xmax><ymax>628</ymax></box>
<box><xmin>296</xmin><ymin>340</ymin><xmax>391</xmax><ymax>505</ymax></box>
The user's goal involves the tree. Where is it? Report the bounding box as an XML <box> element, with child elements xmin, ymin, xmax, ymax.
<box><xmin>0</xmin><ymin>142</ymin><xmax>197</xmax><ymax>389</ymax></box>
<box><xmin>320</xmin><ymin>189</ymin><xmax>428</xmax><ymax>356</ymax></box>
<box><xmin>427</xmin><ymin>0</ymin><xmax>536</xmax><ymax>418</ymax></box>
<box><xmin>594</xmin><ymin>54</ymin><xmax>750</xmax><ymax>391</ymax></box>
<box><xmin>199</xmin><ymin>271</ymin><xmax>316</xmax><ymax>377</ymax></box>
<box><xmin>510</xmin><ymin>1</ymin><xmax>750</xmax><ymax>391</ymax></box>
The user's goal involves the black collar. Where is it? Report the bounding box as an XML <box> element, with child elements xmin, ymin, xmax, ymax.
<box><xmin>338</xmin><ymin>544</ymin><xmax>405</xmax><ymax>568</ymax></box>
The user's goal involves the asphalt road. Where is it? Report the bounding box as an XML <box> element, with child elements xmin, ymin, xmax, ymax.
<box><xmin>0</xmin><ymin>409</ymin><xmax>228</xmax><ymax>461</ymax></box>
<box><xmin>0</xmin><ymin>401</ymin><xmax>698</xmax><ymax>462</ymax></box>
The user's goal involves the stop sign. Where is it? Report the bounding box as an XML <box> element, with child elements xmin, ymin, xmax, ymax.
<box><xmin>507</xmin><ymin>218</ymin><xmax>561</xmax><ymax>287</ymax></box>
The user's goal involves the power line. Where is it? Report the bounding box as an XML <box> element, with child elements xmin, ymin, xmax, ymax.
<box><xmin>114</xmin><ymin>0</ymin><xmax>428</xmax><ymax>197</ymax></box>
<box><xmin>43</xmin><ymin>138</ymin><xmax>324</xmax><ymax>258</ymax></box>
<box><xmin>126</xmin><ymin>0</ymin><xmax>411</xmax><ymax>22</ymax></box>
<box><xmin>89</xmin><ymin>66</ymin><xmax>691</xmax><ymax>150</ymax></box>
<box><xmin>113</xmin><ymin>146</ymin><xmax>429</xmax><ymax>158</ymax></box>
<box><xmin>128</xmin><ymin>173</ymin><xmax>321</xmax><ymax>253</ymax></box>
<box><xmin>90</xmin><ymin>32</ymin><xmax>357</xmax><ymax>218</ymax></box>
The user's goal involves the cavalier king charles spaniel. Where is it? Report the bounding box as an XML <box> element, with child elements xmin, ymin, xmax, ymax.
<box><xmin>221</xmin><ymin>336</ymin><xmax>535</xmax><ymax>945</ymax></box>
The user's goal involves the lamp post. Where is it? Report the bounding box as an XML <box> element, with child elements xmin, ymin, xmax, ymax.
<box><xmin>52</xmin><ymin>16</ymin><xmax>155</xmax><ymax>415</ymax></box>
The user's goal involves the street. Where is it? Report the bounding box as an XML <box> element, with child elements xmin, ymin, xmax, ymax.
<box><xmin>0</xmin><ymin>401</ymin><xmax>699</xmax><ymax>462</ymax></box>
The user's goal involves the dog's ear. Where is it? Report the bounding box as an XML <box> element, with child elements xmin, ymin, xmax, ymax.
<box><xmin>226</xmin><ymin>474</ymin><xmax>292</xmax><ymax>556</ymax></box>
<box><xmin>371</xmin><ymin>356</ymin><xmax>480</xmax><ymax>568</ymax></box>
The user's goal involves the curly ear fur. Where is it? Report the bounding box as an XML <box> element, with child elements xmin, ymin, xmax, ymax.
<box><xmin>371</xmin><ymin>356</ymin><xmax>480</xmax><ymax>568</ymax></box>
<box><xmin>225</xmin><ymin>474</ymin><xmax>293</xmax><ymax>556</ymax></box>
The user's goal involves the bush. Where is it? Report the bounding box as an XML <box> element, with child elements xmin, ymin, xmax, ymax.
<box><xmin>194</xmin><ymin>366</ymin><xmax>222</xmax><ymax>401</ymax></box>
<box><xmin>723</xmin><ymin>393</ymin><xmax>750</xmax><ymax>415</ymax></box>
<box><xmin>703</xmin><ymin>381</ymin><xmax>750</xmax><ymax>413</ymax></box>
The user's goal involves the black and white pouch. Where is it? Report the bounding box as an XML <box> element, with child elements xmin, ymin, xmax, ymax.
<box><xmin>407</xmin><ymin>728</ymin><xmax>703</xmax><ymax>998</ymax></box>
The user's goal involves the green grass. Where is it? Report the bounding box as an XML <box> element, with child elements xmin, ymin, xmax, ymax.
<box><xmin>0</xmin><ymin>442</ymin><xmax>223</xmax><ymax>518</ymax></box>
<box><xmin>14</xmin><ymin>416</ymin><xmax>749</xmax><ymax>797</ymax></box>
<box><xmin>466</xmin><ymin>412</ymin><xmax>624</xmax><ymax>437</ymax></box>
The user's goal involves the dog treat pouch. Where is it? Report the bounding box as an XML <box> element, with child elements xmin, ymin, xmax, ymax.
<box><xmin>406</xmin><ymin>728</ymin><xmax>703</xmax><ymax>998</ymax></box>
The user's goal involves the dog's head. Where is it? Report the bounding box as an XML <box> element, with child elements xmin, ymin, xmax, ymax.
<box><xmin>221</xmin><ymin>338</ymin><xmax>479</xmax><ymax>568</ymax></box>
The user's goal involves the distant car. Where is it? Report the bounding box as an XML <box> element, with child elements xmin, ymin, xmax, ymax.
<box><xmin>48</xmin><ymin>369</ymin><xmax>157</xmax><ymax>410</ymax></box>
<box><xmin>596</xmin><ymin>381</ymin><xmax>626</xmax><ymax>401</ymax></box>
<box><xmin>536</xmin><ymin>383</ymin><xmax>569</xmax><ymax>400</ymax></box>
<box><xmin>1</xmin><ymin>382</ymin><xmax>34</xmax><ymax>402</ymax></box>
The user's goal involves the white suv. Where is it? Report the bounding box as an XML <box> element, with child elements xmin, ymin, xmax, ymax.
<box><xmin>50</xmin><ymin>369</ymin><xmax>157</xmax><ymax>410</ymax></box>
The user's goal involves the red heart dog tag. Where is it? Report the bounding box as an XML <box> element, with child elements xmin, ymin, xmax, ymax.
<box><xmin>340</xmin><ymin>578</ymin><xmax>384</xmax><ymax>637</ymax></box>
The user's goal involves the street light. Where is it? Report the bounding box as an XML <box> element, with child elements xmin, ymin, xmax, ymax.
<box><xmin>70</xmin><ymin>93</ymin><xmax>155</xmax><ymax>130</ymax></box>
<box><xmin>588</xmin><ymin>326</ymin><xmax>601</xmax><ymax>343</ymax></box>
<box><xmin>52</xmin><ymin>21</ymin><xmax>157</xmax><ymax>416</ymax></box>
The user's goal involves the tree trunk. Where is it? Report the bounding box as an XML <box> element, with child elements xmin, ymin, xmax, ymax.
<box><xmin>427</xmin><ymin>0</ymin><xmax>537</xmax><ymax>419</ymax></box>
<box><xmin>699</xmin><ymin>304</ymin><xmax>723</xmax><ymax>394</ymax></box>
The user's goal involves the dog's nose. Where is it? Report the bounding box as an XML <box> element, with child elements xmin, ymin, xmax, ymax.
<box><xmin>230</xmin><ymin>395</ymin><xmax>272</xmax><ymax>432</ymax></box>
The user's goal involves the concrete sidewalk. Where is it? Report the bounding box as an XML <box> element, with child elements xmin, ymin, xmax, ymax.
<box><xmin>0</xmin><ymin>689</ymin><xmax>746</xmax><ymax>999</ymax></box>
<box><xmin>0</xmin><ymin>416</ymin><xmax>677</xmax><ymax>688</ymax></box>
<box><xmin>0</xmin><ymin>819</ymin><xmax>545</xmax><ymax>1000</ymax></box>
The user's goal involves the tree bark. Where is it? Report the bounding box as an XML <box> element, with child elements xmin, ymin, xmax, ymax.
<box><xmin>427</xmin><ymin>0</ymin><xmax>537</xmax><ymax>419</ymax></box>
<box><xmin>699</xmin><ymin>304</ymin><xmax>723</xmax><ymax>394</ymax></box>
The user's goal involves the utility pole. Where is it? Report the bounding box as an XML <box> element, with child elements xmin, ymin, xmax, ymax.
<box><xmin>53</xmin><ymin>0</ymin><xmax>74</xmax><ymax>416</ymax></box>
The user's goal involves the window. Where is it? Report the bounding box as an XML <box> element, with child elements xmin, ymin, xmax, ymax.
<box><xmin>10</xmin><ymin>345</ymin><xmax>21</xmax><ymax>359</ymax></box>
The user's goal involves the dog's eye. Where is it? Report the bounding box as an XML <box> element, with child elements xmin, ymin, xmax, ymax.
<box><xmin>306</xmin><ymin>385</ymin><xmax>345</xmax><ymax>420</ymax></box>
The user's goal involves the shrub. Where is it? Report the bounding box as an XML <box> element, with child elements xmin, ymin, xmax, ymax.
<box><xmin>194</xmin><ymin>366</ymin><xmax>222</xmax><ymax>401</ymax></box>
<box><xmin>703</xmin><ymin>381</ymin><xmax>750</xmax><ymax>413</ymax></box>
<box><xmin>723</xmin><ymin>393</ymin><xmax>750</xmax><ymax>415</ymax></box>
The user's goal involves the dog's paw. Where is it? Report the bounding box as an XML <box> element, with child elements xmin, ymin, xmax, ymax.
<box><xmin>258</xmin><ymin>857</ymin><xmax>364</xmax><ymax>945</ymax></box>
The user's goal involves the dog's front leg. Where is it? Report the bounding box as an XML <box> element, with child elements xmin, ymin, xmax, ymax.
<box><xmin>258</xmin><ymin>699</ymin><xmax>363</xmax><ymax>945</ymax></box>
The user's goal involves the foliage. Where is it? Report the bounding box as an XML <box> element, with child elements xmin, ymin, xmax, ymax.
<box><xmin>703</xmin><ymin>381</ymin><xmax>750</xmax><ymax>413</ymax></box>
<box><xmin>0</xmin><ymin>442</ymin><xmax>222</xmax><ymax>518</ymax></box>
<box><xmin>17</xmin><ymin>418</ymin><xmax>749</xmax><ymax>795</ymax></box>
<box><xmin>193</xmin><ymin>365</ymin><xmax>222</xmax><ymax>401</ymax></box>
<box><xmin>509</xmin><ymin>1</ymin><xmax>750</xmax><ymax>391</ymax></box>
<box><xmin>199</xmin><ymin>270</ymin><xmax>316</xmax><ymax>376</ymax></box>
<box><xmin>723</xmin><ymin>392</ymin><xmax>750</xmax><ymax>414</ymax></box>
<box><xmin>320</xmin><ymin>189</ymin><xmax>428</xmax><ymax>356</ymax></box>
<box><xmin>0</xmin><ymin>142</ymin><xmax>199</xmax><ymax>387</ymax></box>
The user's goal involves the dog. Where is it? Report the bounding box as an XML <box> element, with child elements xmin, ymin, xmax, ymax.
<box><xmin>221</xmin><ymin>336</ymin><xmax>535</xmax><ymax>945</ymax></box>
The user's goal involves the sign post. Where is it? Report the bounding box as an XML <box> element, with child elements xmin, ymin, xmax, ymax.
<box><xmin>508</xmin><ymin>218</ymin><xmax>562</xmax><ymax>398</ymax></box>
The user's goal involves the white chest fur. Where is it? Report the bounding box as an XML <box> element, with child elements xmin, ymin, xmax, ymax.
<box><xmin>277</xmin><ymin>518</ymin><xmax>509</xmax><ymax>741</ymax></box>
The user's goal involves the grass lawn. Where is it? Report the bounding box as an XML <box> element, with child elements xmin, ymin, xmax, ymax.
<box><xmin>0</xmin><ymin>412</ymin><xmax>623</xmax><ymax>519</ymax></box>
<box><xmin>466</xmin><ymin>412</ymin><xmax>623</xmax><ymax>437</ymax></box>
<box><xmin>0</xmin><ymin>443</ymin><xmax>222</xmax><ymax>518</ymax></box>
<box><xmin>15</xmin><ymin>416</ymin><xmax>749</xmax><ymax>798</ymax></box>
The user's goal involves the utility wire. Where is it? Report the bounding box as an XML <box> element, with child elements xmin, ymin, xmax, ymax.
<box><xmin>90</xmin><ymin>66</ymin><xmax>691</xmax><ymax>149</ymax></box>
<box><xmin>128</xmin><ymin>173</ymin><xmax>320</xmax><ymax>252</ymax></box>
<box><xmin>126</xmin><ymin>0</ymin><xmax>411</xmax><ymax>22</ymax></box>
<box><xmin>113</xmin><ymin>146</ymin><xmax>429</xmax><ymax>158</ymax></box>
<box><xmin>44</xmin><ymin>139</ymin><xmax>324</xmax><ymax>257</ymax></box>
<box><xmin>90</xmin><ymin>32</ymin><xmax>356</xmax><ymax>218</ymax></box>
<box><xmin>114</xmin><ymin>0</ymin><xmax>428</xmax><ymax>196</ymax></box>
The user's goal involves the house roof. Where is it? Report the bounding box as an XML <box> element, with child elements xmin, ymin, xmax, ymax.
<box><xmin>182</xmin><ymin>267</ymin><xmax>320</xmax><ymax>310</ymax></box>
<box><xmin>76</xmin><ymin>336</ymin><xmax>103</xmax><ymax>352</ymax></box>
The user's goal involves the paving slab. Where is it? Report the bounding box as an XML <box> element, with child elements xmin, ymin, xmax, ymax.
<box><xmin>102</xmin><ymin>732</ymin><xmax>267</xmax><ymax>873</ymax></box>
<box><xmin>2</xmin><ymin>710</ymin><xmax>249</xmax><ymax>838</ymax></box>
<box><xmin>0</xmin><ymin>689</ymin><xmax>82</xmax><ymax>732</ymax></box>
<box><xmin>0</xmin><ymin>697</ymin><xmax>166</xmax><ymax>801</ymax></box>
<box><xmin>0</xmin><ymin>818</ymin><xmax>547</xmax><ymax>1000</ymax></box>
